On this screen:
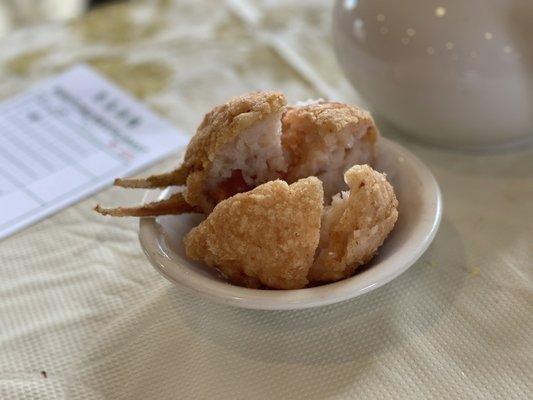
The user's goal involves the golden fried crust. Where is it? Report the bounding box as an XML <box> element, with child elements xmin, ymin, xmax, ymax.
<box><xmin>184</xmin><ymin>177</ymin><xmax>323</xmax><ymax>289</ymax></box>
<box><xmin>285</xmin><ymin>102</ymin><xmax>374</xmax><ymax>132</ymax></box>
<box><xmin>309</xmin><ymin>165</ymin><xmax>398</xmax><ymax>282</ymax></box>
<box><xmin>182</xmin><ymin>91</ymin><xmax>286</xmax><ymax>211</ymax></box>
<box><xmin>282</xmin><ymin>102</ymin><xmax>379</xmax><ymax>170</ymax></box>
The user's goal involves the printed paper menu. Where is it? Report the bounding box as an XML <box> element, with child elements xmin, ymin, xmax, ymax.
<box><xmin>0</xmin><ymin>64</ymin><xmax>188</xmax><ymax>240</ymax></box>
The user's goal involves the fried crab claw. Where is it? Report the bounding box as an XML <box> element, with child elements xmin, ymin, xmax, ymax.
<box><xmin>95</xmin><ymin>91</ymin><xmax>289</xmax><ymax>216</ymax></box>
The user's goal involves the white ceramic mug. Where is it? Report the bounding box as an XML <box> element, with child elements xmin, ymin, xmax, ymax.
<box><xmin>332</xmin><ymin>0</ymin><xmax>533</xmax><ymax>149</ymax></box>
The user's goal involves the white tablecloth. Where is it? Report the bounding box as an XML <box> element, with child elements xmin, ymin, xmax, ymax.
<box><xmin>1</xmin><ymin>1</ymin><xmax>532</xmax><ymax>399</ymax></box>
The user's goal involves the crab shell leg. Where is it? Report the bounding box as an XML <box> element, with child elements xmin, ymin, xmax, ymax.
<box><xmin>113</xmin><ymin>165</ymin><xmax>189</xmax><ymax>189</ymax></box>
<box><xmin>94</xmin><ymin>192</ymin><xmax>200</xmax><ymax>217</ymax></box>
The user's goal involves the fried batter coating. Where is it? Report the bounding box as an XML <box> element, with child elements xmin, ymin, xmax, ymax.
<box><xmin>184</xmin><ymin>177</ymin><xmax>323</xmax><ymax>289</ymax></box>
<box><xmin>308</xmin><ymin>165</ymin><xmax>398</xmax><ymax>283</ymax></box>
<box><xmin>282</xmin><ymin>102</ymin><xmax>378</xmax><ymax>201</ymax></box>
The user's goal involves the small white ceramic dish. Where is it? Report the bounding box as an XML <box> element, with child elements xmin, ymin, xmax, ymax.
<box><xmin>138</xmin><ymin>137</ymin><xmax>442</xmax><ymax>310</ymax></box>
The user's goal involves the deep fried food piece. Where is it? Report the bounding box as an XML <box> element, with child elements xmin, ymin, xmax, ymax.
<box><xmin>308</xmin><ymin>165</ymin><xmax>398</xmax><ymax>283</ymax></box>
<box><xmin>181</xmin><ymin>91</ymin><xmax>288</xmax><ymax>212</ymax></box>
<box><xmin>282</xmin><ymin>102</ymin><xmax>378</xmax><ymax>202</ymax></box>
<box><xmin>97</xmin><ymin>91</ymin><xmax>288</xmax><ymax>216</ymax></box>
<box><xmin>184</xmin><ymin>177</ymin><xmax>323</xmax><ymax>289</ymax></box>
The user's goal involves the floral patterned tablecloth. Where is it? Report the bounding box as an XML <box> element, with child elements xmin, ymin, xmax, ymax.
<box><xmin>0</xmin><ymin>1</ymin><xmax>531</xmax><ymax>399</ymax></box>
